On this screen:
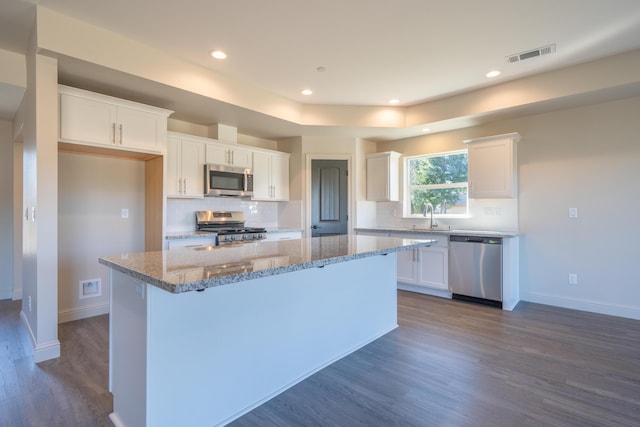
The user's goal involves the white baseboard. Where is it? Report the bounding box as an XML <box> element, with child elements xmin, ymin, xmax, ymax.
<box><xmin>398</xmin><ymin>283</ymin><xmax>452</xmax><ymax>299</ymax></box>
<box><xmin>523</xmin><ymin>292</ymin><xmax>640</xmax><ymax>320</ymax></box>
<box><xmin>20</xmin><ymin>310</ymin><xmax>61</xmax><ymax>363</ymax></box>
<box><xmin>59</xmin><ymin>302</ymin><xmax>110</xmax><ymax>323</ymax></box>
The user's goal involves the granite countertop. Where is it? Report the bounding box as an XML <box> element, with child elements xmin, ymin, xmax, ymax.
<box><xmin>165</xmin><ymin>231</ymin><xmax>217</xmax><ymax>240</ymax></box>
<box><xmin>355</xmin><ymin>227</ymin><xmax>518</xmax><ymax>238</ymax></box>
<box><xmin>100</xmin><ymin>235</ymin><xmax>434</xmax><ymax>294</ymax></box>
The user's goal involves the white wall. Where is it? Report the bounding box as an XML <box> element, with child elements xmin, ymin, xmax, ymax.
<box><xmin>376</xmin><ymin>130</ymin><xmax>518</xmax><ymax>231</ymax></box>
<box><xmin>0</xmin><ymin>119</ymin><xmax>14</xmax><ymax>300</ymax></box>
<box><xmin>380</xmin><ymin>96</ymin><xmax>640</xmax><ymax>319</ymax></box>
<box><xmin>515</xmin><ymin>96</ymin><xmax>640</xmax><ymax>319</ymax></box>
<box><xmin>58</xmin><ymin>152</ymin><xmax>145</xmax><ymax>322</ymax></box>
<box><xmin>22</xmin><ymin>47</ymin><xmax>60</xmax><ymax>362</ymax></box>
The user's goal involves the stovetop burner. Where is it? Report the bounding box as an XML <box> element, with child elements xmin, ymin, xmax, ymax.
<box><xmin>199</xmin><ymin>227</ymin><xmax>267</xmax><ymax>235</ymax></box>
<box><xmin>195</xmin><ymin>211</ymin><xmax>267</xmax><ymax>245</ymax></box>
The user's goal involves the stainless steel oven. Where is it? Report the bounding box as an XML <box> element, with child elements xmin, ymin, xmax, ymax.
<box><xmin>204</xmin><ymin>164</ymin><xmax>253</xmax><ymax>197</ymax></box>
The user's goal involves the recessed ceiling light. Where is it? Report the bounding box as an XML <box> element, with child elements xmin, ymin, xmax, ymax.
<box><xmin>210</xmin><ymin>50</ymin><xmax>227</xmax><ymax>59</ymax></box>
<box><xmin>389</xmin><ymin>99</ymin><xmax>400</xmax><ymax>104</ymax></box>
<box><xmin>301</xmin><ymin>89</ymin><xmax>313</xmax><ymax>95</ymax></box>
<box><xmin>486</xmin><ymin>70</ymin><xmax>501</xmax><ymax>78</ymax></box>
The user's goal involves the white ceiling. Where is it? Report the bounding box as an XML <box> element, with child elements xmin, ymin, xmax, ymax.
<box><xmin>2</xmin><ymin>0</ymin><xmax>640</xmax><ymax>138</ymax></box>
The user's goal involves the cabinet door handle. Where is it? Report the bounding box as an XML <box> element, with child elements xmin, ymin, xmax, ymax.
<box><xmin>230</xmin><ymin>150</ymin><xmax>234</xmax><ymax>165</ymax></box>
<box><xmin>183</xmin><ymin>178</ymin><xmax>187</xmax><ymax>194</ymax></box>
<box><xmin>112</xmin><ymin>123</ymin><xmax>116</xmax><ymax>144</ymax></box>
<box><xmin>119</xmin><ymin>124</ymin><xmax>123</xmax><ymax>145</ymax></box>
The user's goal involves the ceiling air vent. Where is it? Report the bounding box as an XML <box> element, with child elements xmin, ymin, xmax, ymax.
<box><xmin>506</xmin><ymin>44</ymin><xmax>556</xmax><ymax>64</ymax></box>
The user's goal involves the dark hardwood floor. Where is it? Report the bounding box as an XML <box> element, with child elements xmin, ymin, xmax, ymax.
<box><xmin>1</xmin><ymin>291</ymin><xmax>639</xmax><ymax>426</ymax></box>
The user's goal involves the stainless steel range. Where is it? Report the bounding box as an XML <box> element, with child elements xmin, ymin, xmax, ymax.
<box><xmin>195</xmin><ymin>211</ymin><xmax>267</xmax><ymax>245</ymax></box>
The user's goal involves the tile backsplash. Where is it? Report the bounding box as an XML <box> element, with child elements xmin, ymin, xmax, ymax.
<box><xmin>166</xmin><ymin>198</ymin><xmax>302</xmax><ymax>232</ymax></box>
<box><xmin>375</xmin><ymin>198</ymin><xmax>518</xmax><ymax>232</ymax></box>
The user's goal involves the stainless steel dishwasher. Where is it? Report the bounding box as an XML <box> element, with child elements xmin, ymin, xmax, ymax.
<box><xmin>448</xmin><ymin>235</ymin><xmax>502</xmax><ymax>307</ymax></box>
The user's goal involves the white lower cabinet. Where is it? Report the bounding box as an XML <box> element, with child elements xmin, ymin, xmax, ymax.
<box><xmin>396</xmin><ymin>246</ymin><xmax>448</xmax><ymax>291</ymax></box>
<box><xmin>166</xmin><ymin>237</ymin><xmax>217</xmax><ymax>250</ymax></box>
<box><xmin>264</xmin><ymin>231</ymin><xmax>302</xmax><ymax>241</ymax></box>
<box><xmin>375</xmin><ymin>231</ymin><xmax>449</xmax><ymax>297</ymax></box>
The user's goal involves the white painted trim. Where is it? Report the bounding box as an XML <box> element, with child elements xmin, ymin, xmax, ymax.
<box><xmin>523</xmin><ymin>292</ymin><xmax>640</xmax><ymax>320</ymax></box>
<box><xmin>20</xmin><ymin>310</ymin><xmax>61</xmax><ymax>362</ymax></box>
<box><xmin>305</xmin><ymin>154</ymin><xmax>353</xmax><ymax>235</ymax></box>
<box><xmin>58</xmin><ymin>302</ymin><xmax>110</xmax><ymax>323</ymax></box>
<box><xmin>108</xmin><ymin>413</ymin><xmax>126</xmax><ymax>427</ymax></box>
<box><xmin>398</xmin><ymin>283</ymin><xmax>452</xmax><ymax>299</ymax></box>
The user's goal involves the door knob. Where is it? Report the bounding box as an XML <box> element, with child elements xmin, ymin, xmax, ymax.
<box><xmin>312</xmin><ymin>225</ymin><xmax>319</xmax><ymax>229</ymax></box>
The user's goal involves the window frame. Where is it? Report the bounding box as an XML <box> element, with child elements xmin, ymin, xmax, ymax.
<box><xmin>403</xmin><ymin>149</ymin><xmax>470</xmax><ymax>218</ymax></box>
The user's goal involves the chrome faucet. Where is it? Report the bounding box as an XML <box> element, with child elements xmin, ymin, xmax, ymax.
<box><xmin>424</xmin><ymin>202</ymin><xmax>435</xmax><ymax>229</ymax></box>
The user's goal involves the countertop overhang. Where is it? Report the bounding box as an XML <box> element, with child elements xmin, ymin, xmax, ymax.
<box><xmin>99</xmin><ymin>234</ymin><xmax>433</xmax><ymax>293</ymax></box>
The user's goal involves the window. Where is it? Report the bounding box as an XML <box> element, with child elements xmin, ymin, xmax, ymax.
<box><xmin>405</xmin><ymin>150</ymin><xmax>468</xmax><ymax>217</ymax></box>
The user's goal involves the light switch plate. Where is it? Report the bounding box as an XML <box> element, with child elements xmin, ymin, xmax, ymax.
<box><xmin>568</xmin><ymin>207</ymin><xmax>578</xmax><ymax>218</ymax></box>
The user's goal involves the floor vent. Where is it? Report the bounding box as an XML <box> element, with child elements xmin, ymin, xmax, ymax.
<box><xmin>506</xmin><ymin>43</ymin><xmax>556</xmax><ymax>64</ymax></box>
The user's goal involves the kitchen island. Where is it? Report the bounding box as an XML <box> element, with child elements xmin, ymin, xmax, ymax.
<box><xmin>99</xmin><ymin>234</ymin><xmax>433</xmax><ymax>427</ymax></box>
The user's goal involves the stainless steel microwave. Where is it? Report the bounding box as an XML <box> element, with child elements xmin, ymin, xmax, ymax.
<box><xmin>204</xmin><ymin>164</ymin><xmax>253</xmax><ymax>197</ymax></box>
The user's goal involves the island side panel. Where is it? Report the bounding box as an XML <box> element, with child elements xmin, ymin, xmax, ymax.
<box><xmin>145</xmin><ymin>254</ymin><xmax>398</xmax><ymax>427</ymax></box>
<box><xmin>109</xmin><ymin>270</ymin><xmax>148</xmax><ymax>427</ymax></box>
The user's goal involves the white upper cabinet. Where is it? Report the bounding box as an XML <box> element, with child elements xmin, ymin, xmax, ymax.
<box><xmin>465</xmin><ymin>132</ymin><xmax>520</xmax><ymax>199</ymax></box>
<box><xmin>167</xmin><ymin>133</ymin><xmax>206</xmax><ymax>198</ymax></box>
<box><xmin>58</xmin><ymin>85</ymin><xmax>172</xmax><ymax>154</ymax></box>
<box><xmin>252</xmin><ymin>150</ymin><xmax>290</xmax><ymax>201</ymax></box>
<box><xmin>205</xmin><ymin>141</ymin><xmax>253</xmax><ymax>169</ymax></box>
<box><xmin>366</xmin><ymin>151</ymin><xmax>401</xmax><ymax>201</ymax></box>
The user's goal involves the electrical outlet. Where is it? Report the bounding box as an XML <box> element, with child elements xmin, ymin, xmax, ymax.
<box><xmin>80</xmin><ymin>278</ymin><xmax>102</xmax><ymax>299</ymax></box>
<box><xmin>569</xmin><ymin>207</ymin><xmax>578</xmax><ymax>219</ymax></box>
<box><xmin>121</xmin><ymin>208</ymin><xmax>129</xmax><ymax>219</ymax></box>
<box><xmin>568</xmin><ymin>273</ymin><xmax>578</xmax><ymax>285</ymax></box>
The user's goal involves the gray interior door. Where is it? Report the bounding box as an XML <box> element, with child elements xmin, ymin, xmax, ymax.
<box><xmin>311</xmin><ymin>160</ymin><xmax>348</xmax><ymax>237</ymax></box>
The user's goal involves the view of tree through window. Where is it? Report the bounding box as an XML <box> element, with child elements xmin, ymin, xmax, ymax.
<box><xmin>406</xmin><ymin>151</ymin><xmax>468</xmax><ymax>216</ymax></box>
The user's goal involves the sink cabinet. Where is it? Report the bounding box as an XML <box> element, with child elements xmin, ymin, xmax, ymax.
<box><xmin>465</xmin><ymin>132</ymin><xmax>520</xmax><ymax>199</ymax></box>
<box><xmin>396</xmin><ymin>241</ymin><xmax>448</xmax><ymax>293</ymax></box>
<box><xmin>357</xmin><ymin>230</ymin><xmax>450</xmax><ymax>298</ymax></box>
